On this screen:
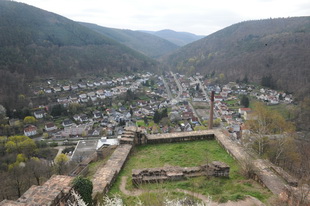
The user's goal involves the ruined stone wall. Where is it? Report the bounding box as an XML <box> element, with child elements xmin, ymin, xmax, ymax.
<box><xmin>271</xmin><ymin>165</ymin><xmax>298</xmax><ymax>187</ymax></box>
<box><xmin>279</xmin><ymin>185</ymin><xmax>310</xmax><ymax>206</ymax></box>
<box><xmin>213</xmin><ymin>130</ymin><xmax>288</xmax><ymax>195</ymax></box>
<box><xmin>1</xmin><ymin>129</ymin><xmax>307</xmax><ymax>205</ymax></box>
<box><xmin>132</xmin><ymin>161</ymin><xmax>229</xmax><ymax>185</ymax></box>
<box><xmin>92</xmin><ymin>144</ymin><xmax>132</xmax><ymax>199</ymax></box>
<box><xmin>120</xmin><ymin>126</ymin><xmax>147</xmax><ymax>145</ymax></box>
<box><xmin>0</xmin><ymin>175</ymin><xmax>74</xmax><ymax>206</ymax></box>
<box><xmin>146</xmin><ymin>131</ymin><xmax>215</xmax><ymax>144</ymax></box>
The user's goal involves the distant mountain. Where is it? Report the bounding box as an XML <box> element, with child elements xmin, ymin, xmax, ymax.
<box><xmin>164</xmin><ymin>17</ymin><xmax>310</xmax><ymax>97</ymax></box>
<box><xmin>140</xmin><ymin>29</ymin><xmax>205</xmax><ymax>46</ymax></box>
<box><xmin>0</xmin><ymin>1</ymin><xmax>157</xmax><ymax>107</ymax></box>
<box><xmin>80</xmin><ymin>23</ymin><xmax>179</xmax><ymax>58</ymax></box>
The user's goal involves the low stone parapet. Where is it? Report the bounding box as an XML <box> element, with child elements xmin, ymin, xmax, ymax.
<box><xmin>146</xmin><ymin>130</ymin><xmax>215</xmax><ymax>144</ymax></box>
<box><xmin>132</xmin><ymin>161</ymin><xmax>230</xmax><ymax>185</ymax></box>
<box><xmin>271</xmin><ymin>165</ymin><xmax>298</xmax><ymax>187</ymax></box>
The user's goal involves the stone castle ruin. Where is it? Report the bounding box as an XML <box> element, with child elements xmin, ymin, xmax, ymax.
<box><xmin>132</xmin><ymin>161</ymin><xmax>230</xmax><ymax>185</ymax></box>
<box><xmin>1</xmin><ymin>128</ymin><xmax>309</xmax><ymax>206</ymax></box>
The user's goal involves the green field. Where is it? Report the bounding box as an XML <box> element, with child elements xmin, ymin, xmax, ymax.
<box><xmin>108</xmin><ymin>140</ymin><xmax>272</xmax><ymax>205</ymax></box>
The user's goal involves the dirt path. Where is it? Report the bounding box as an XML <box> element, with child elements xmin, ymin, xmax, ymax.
<box><xmin>120</xmin><ymin>176</ymin><xmax>265</xmax><ymax>206</ymax></box>
<box><xmin>120</xmin><ymin>176</ymin><xmax>143</xmax><ymax>196</ymax></box>
<box><xmin>176</xmin><ymin>189</ymin><xmax>212</xmax><ymax>204</ymax></box>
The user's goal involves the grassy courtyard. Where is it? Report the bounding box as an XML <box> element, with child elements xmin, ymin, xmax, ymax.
<box><xmin>108</xmin><ymin>140</ymin><xmax>272</xmax><ymax>205</ymax></box>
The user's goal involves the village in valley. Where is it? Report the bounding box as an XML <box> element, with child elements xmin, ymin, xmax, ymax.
<box><xmin>2</xmin><ymin>70</ymin><xmax>294</xmax><ymax>159</ymax></box>
<box><xmin>0</xmin><ymin>70</ymin><xmax>302</xmax><ymax>205</ymax></box>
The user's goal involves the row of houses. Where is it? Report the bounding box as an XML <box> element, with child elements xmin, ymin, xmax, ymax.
<box><xmin>43</xmin><ymin>76</ymin><xmax>138</xmax><ymax>94</ymax></box>
<box><xmin>23</xmin><ymin>122</ymin><xmax>58</xmax><ymax>137</ymax></box>
<box><xmin>41</xmin><ymin>72</ymin><xmax>155</xmax><ymax>95</ymax></box>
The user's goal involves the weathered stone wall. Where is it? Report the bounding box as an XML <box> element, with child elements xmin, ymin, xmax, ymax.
<box><xmin>132</xmin><ymin>161</ymin><xmax>229</xmax><ymax>185</ymax></box>
<box><xmin>146</xmin><ymin>131</ymin><xmax>215</xmax><ymax>144</ymax></box>
<box><xmin>1</xmin><ymin>128</ymin><xmax>307</xmax><ymax>205</ymax></box>
<box><xmin>279</xmin><ymin>185</ymin><xmax>310</xmax><ymax>206</ymax></box>
<box><xmin>92</xmin><ymin>144</ymin><xmax>132</xmax><ymax>199</ymax></box>
<box><xmin>213</xmin><ymin>130</ymin><xmax>289</xmax><ymax>195</ymax></box>
<box><xmin>142</xmin><ymin>130</ymin><xmax>303</xmax><ymax>197</ymax></box>
<box><xmin>120</xmin><ymin>126</ymin><xmax>147</xmax><ymax>145</ymax></box>
<box><xmin>0</xmin><ymin>175</ymin><xmax>74</xmax><ymax>206</ymax></box>
<box><xmin>271</xmin><ymin>165</ymin><xmax>298</xmax><ymax>187</ymax></box>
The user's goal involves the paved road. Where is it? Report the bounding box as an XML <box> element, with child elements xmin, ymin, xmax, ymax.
<box><xmin>171</xmin><ymin>72</ymin><xmax>183</xmax><ymax>100</ymax></box>
<box><xmin>196</xmin><ymin>77</ymin><xmax>210</xmax><ymax>102</ymax></box>
<box><xmin>188</xmin><ymin>101</ymin><xmax>204</xmax><ymax>125</ymax></box>
<box><xmin>161</xmin><ymin>75</ymin><xmax>173</xmax><ymax>100</ymax></box>
<box><xmin>196</xmin><ymin>77</ymin><xmax>219</xmax><ymax>119</ymax></box>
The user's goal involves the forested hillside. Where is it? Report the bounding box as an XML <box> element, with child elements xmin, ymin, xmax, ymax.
<box><xmin>164</xmin><ymin>17</ymin><xmax>310</xmax><ymax>97</ymax></box>
<box><xmin>141</xmin><ymin>29</ymin><xmax>205</xmax><ymax>46</ymax></box>
<box><xmin>0</xmin><ymin>1</ymin><xmax>157</xmax><ymax>107</ymax></box>
<box><xmin>80</xmin><ymin>22</ymin><xmax>179</xmax><ymax>58</ymax></box>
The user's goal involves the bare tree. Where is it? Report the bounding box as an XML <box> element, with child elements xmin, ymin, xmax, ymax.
<box><xmin>9</xmin><ymin>164</ymin><xmax>27</xmax><ymax>198</ymax></box>
<box><xmin>26</xmin><ymin>158</ymin><xmax>52</xmax><ymax>185</ymax></box>
<box><xmin>246</xmin><ymin>102</ymin><xmax>295</xmax><ymax>157</ymax></box>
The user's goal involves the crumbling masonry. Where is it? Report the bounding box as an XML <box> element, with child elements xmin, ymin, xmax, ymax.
<box><xmin>1</xmin><ymin>128</ymin><xmax>309</xmax><ymax>206</ymax></box>
<box><xmin>132</xmin><ymin>161</ymin><xmax>230</xmax><ymax>185</ymax></box>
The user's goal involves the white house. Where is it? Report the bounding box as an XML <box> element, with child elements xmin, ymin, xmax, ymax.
<box><xmin>63</xmin><ymin>86</ymin><xmax>70</xmax><ymax>91</ymax></box>
<box><xmin>78</xmin><ymin>83</ymin><xmax>86</xmax><ymax>88</ymax></box>
<box><xmin>34</xmin><ymin>111</ymin><xmax>44</xmax><ymax>119</ymax></box>
<box><xmin>24</xmin><ymin>125</ymin><xmax>37</xmax><ymax>136</ymax></box>
<box><xmin>238</xmin><ymin>108</ymin><xmax>252</xmax><ymax>115</ymax></box>
<box><xmin>214</xmin><ymin>95</ymin><xmax>224</xmax><ymax>102</ymax></box>
<box><xmin>45</xmin><ymin>122</ymin><xmax>57</xmax><ymax>132</ymax></box>
<box><xmin>53</xmin><ymin>87</ymin><xmax>62</xmax><ymax>93</ymax></box>
<box><xmin>93</xmin><ymin>111</ymin><xmax>102</xmax><ymax>119</ymax></box>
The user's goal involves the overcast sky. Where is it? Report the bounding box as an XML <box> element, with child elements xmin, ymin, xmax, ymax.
<box><xmin>16</xmin><ymin>0</ymin><xmax>310</xmax><ymax>35</ymax></box>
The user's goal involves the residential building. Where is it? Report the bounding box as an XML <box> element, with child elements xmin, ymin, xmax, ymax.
<box><xmin>45</xmin><ymin>122</ymin><xmax>57</xmax><ymax>132</ymax></box>
<box><xmin>24</xmin><ymin>125</ymin><xmax>37</xmax><ymax>137</ymax></box>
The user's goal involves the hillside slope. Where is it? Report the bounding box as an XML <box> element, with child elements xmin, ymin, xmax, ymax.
<box><xmin>0</xmin><ymin>1</ymin><xmax>157</xmax><ymax>106</ymax></box>
<box><xmin>80</xmin><ymin>23</ymin><xmax>179</xmax><ymax>58</ymax></box>
<box><xmin>141</xmin><ymin>29</ymin><xmax>205</xmax><ymax>46</ymax></box>
<box><xmin>164</xmin><ymin>17</ymin><xmax>310</xmax><ymax>96</ymax></box>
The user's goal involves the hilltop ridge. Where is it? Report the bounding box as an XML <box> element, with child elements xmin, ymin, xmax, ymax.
<box><xmin>0</xmin><ymin>0</ymin><xmax>157</xmax><ymax>106</ymax></box>
<box><xmin>140</xmin><ymin>29</ymin><xmax>205</xmax><ymax>46</ymax></box>
<box><xmin>80</xmin><ymin>23</ymin><xmax>179</xmax><ymax>58</ymax></box>
<box><xmin>164</xmin><ymin>17</ymin><xmax>310</xmax><ymax>97</ymax></box>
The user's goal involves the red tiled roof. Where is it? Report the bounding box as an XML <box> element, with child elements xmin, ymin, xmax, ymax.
<box><xmin>24</xmin><ymin>125</ymin><xmax>37</xmax><ymax>132</ymax></box>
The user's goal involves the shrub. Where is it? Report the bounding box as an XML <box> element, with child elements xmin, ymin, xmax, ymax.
<box><xmin>72</xmin><ymin>176</ymin><xmax>93</xmax><ymax>206</ymax></box>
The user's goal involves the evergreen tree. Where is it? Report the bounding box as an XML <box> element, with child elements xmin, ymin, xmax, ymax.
<box><xmin>72</xmin><ymin>176</ymin><xmax>93</xmax><ymax>206</ymax></box>
<box><xmin>50</xmin><ymin>104</ymin><xmax>67</xmax><ymax>117</ymax></box>
<box><xmin>279</xmin><ymin>93</ymin><xmax>284</xmax><ymax>101</ymax></box>
<box><xmin>153</xmin><ymin>110</ymin><xmax>160</xmax><ymax>123</ymax></box>
<box><xmin>161</xmin><ymin>108</ymin><xmax>168</xmax><ymax>118</ymax></box>
<box><xmin>241</xmin><ymin>95</ymin><xmax>250</xmax><ymax>108</ymax></box>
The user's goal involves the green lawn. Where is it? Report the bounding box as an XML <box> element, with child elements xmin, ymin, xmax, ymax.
<box><xmin>108</xmin><ymin>140</ymin><xmax>272</xmax><ymax>204</ymax></box>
